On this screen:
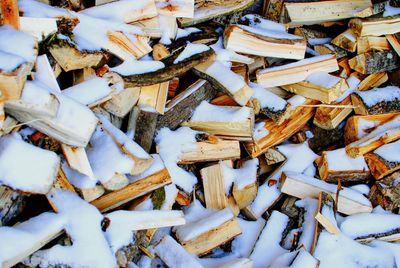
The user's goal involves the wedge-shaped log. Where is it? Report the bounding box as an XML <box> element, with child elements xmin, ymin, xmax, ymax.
<box><xmin>178</xmin><ymin>0</ymin><xmax>255</xmax><ymax>27</ymax></box>
<box><xmin>314</xmin><ymin>44</ymin><xmax>347</xmax><ymax>60</ymax></box>
<box><xmin>357</xmin><ymin>72</ymin><xmax>388</xmax><ymax>91</ymax></box>
<box><xmin>349</xmin><ymin>51</ymin><xmax>400</xmax><ymax>74</ymax></box>
<box><xmin>364</xmin><ymin>140</ymin><xmax>400</xmax><ymax>180</ymax></box>
<box><xmin>154</xmin><ymin>235</ymin><xmax>203</xmax><ymax>268</ymax></box>
<box><xmin>331</xmin><ymin>29</ymin><xmax>357</xmax><ymax>53</ymax></box>
<box><xmin>182</xmin><ymin>102</ymin><xmax>254</xmax><ymax>140</ymax></box>
<box><xmin>357</xmin><ymin>36</ymin><xmax>390</xmax><ymax>54</ymax></box>
<box><xmin>317</xmin><ymin>148</ymin><xmax>370</xmax><ymax>183</ymax></box>
<box><xmin>344</xmin><ymin>113</ymin><xmax>399</xmax><ymax>145</ymax></box>
<box><xmin>281</xmin><ymin>72</ymin><xmax>348</xmax><ymax>104</ymax></box>
<box><xmin>224</xmin><ymin>25</ymin><xmax>306</xmax><ymax>60</ymax></box>
<box><xmin>351</xmin><ymin>86</ymin><xmax>400</xmax><ymax>115</ymax></box>
<box><xmin>107</xmin><ymin>32</ymin><xmax>152</xmax><ymax>60</ymax></box>
<box><xmin>91</xmin><ymin>169</ymin><xmax>171</xmax><ymax>212</ymax></box>
<box><xmin>61</xmin><ymin>144</ymin><xmax>94</xmax><ymax>178</ymax></box>
<box><xmin>177</xmin><ymin>140</ymin><xmax>241</xmax><ymax>164</ymax></box>
<box><xmin>200</xmin><ymin>163</ymin><xmax>230</xmax><ymax>209</ymax></box>
<box><xmin>256</xmin><ymin>54</ymin><xmax>339</xmax><ymax>87</ymax></box>
<box><xmin>369</xmin><ymin>171</ymin><xmax>400</xmax><ymax>212</ymax></box>
<box><xmin>193</xmin><ymin>56</ymin><xmax>253</xmax><ymax>106</ymax></box>
<box><xmin>0</xmin><ymin>63</ymin><xmax>34</xmax><ymax>102</ymax></box>
<box><xmin>386</xmin><ymin>33</ymin><xmax>400</xmax><ymax>56</ymax></box>
<box><xmin>280</xmin><ymin>172</ymin><xmax>373</xmax><ymax>215</ymax></box>
<box><xmin>137</xmin><ymin>81</ymin><xmax>169</xmax><ymax>115</ymax></box>
<box><xmin>313</xmin><ymin>97</ymin><xmax>353</xmax><ymax>130</ymax></box>
<box><xmin>346</xmin><ymin>114</ymin><xmax>400</xmax><ymax>157</ymax></box>
<box><xmin>245</xmin><ymin>99</ymin><xmax>317</xmax><ymax>158</ymax></box>
<box><xmin>283</xmin><ymin>0</ymin><xmax>372</xmax><ymax>25</ymax></box>
<box><xmin>174</xmin><ymin>208</ymin><xmax>241</xmax><ymax>255</ymax></box>
<box><xmin>102</xmin><ymin>87</ymin><xmax>140</xmax><ymax>117</ymax></box>
<box><xmin>349</xmin><ymin>15</ymin><xmax>400</xmax><ymax>36</ymax></box>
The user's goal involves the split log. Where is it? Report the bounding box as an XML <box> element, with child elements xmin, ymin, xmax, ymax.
<box><xmin>178</xmin><ymin>0</ymin><xmax>255</xmax><ymax>27</ymax></box>
<box><xmin>157</xmin><ymin>80</ymin><xmax>218</xmax><ymax>130</ymax></box>
<box><xmin>313</xmin><ymin>96</ymin><xmax>353</xmax><ymax>130</ymax></box>
<box><xmin>182</xmin><ymin>105</ymin><xmax>254</xmax><ymax>141</ymax></box>
<box><xmin>283</xmin><ymin>0</ymin><xmax>372</xmax><ymax>25</ymax></box>
<box><xmin>224</xmin><ymin>25</ymin><xmax>306</xmax><ymax>60</ymax></box>
<box><xmin>60</xmin><ymin>144</ymin><xmax>94</xmax><ymax>178</ymax></box>
<box><xmin>102</xmin><ymin>87</ymin><xmax>141</xmax><ymax>118</ymax></box>
<box><xmin>263</xmin><ymin>0</ymin><xmax>284</xmax><ymax>22</ymax></box>
<box><xmin>0</xmin><ymin>63</ymin><xmax>34</xmax><ymax>102</ymax></box>
<box><xmin>200</xmin><ymin>163</ymin><xmax>229</xmax><ymax>209</ymax></box>
<box><xmin>344</xmin><ymin>113</ymin><xmax>399</xmax><ymax>145</ymax></box>
<box><xmin>314</xmin><ymin>192</ymin><xmax>340</xmax><ymax>235</ymax></box>
<box><xmin>353</xmin><ymin>0</ymin><xmax>388</xmax><ymax>17</ymax></box>
<box><xmin>107</xmin><ymin>32</ymin><xmax>152</xmax><ymax>60</ymax></box>
<box><xmin>245</xmin><ymin>99</ymin><xmax>317</xmax><ymax>158</ymax></box>
<box><xmin>91</xmin><ymin>169</ymin><xmax>172</xmax><ymax>212</ymax></box>
<box><xmin>0</xmin><ymin>187</ymin><xmax>26</xmax><ymax>226</ymax></box>
<box><xmin>357</xmin><ymin>72</ymin><xmax>388</xmax><ymax>91</ymax></box>
<box><xmin>176</xmin><ymin>140</ymin><xmax>241</xmax><ymax>164</ymax></box>
<box><xmin>364</xmin><ymin>140</ymin><xmax>400</xmax><ymax>180</ymax></box>
<box><xmin>351</xmin><ymin>86</ymin><xmax>400</xmax><ymax>116</ymax></box>
<box><xmin>156</xmin><ymin>0</ymin><xmax>194</xmax><ymax>18</ymax></box>
<box><xmin>317</xmin><ymin>148</ymin><xmax>370</xmax><ymax>183</ymax></box>
<box><xmin>369</xmin><ymin>171</ymin><xmax>400</xmax><ymax>212</ymax></box>
<box><xmin>281</xmin><ymin>73</ymin><xmax>348</xmax><ymax>104</ymax></box>
<box><xmin>128</xmin><ymin>107</ymin><xmax>158</xmax><ymax>153</ymax></box>
<box><xmin>256</xmin><ymin>54</ymin><xmax>339</xmax><ymax>87</ymax></box>
<box><xmin>349</xmin><ymin>15</ymin><xmax>400</xmax><ymax>36</ymax></box>
<box><xmin>345</xmin><ymin>115</ymin><xmax>400</xmax><ymax>157</ymax></box>
<box><xmin>357</xmin><ymin>36</ymin><xmax>391</xmax><ymax>54</ymax></box>
<box><xmin>154</xmin><ymin>235</ymin><xmax>203</xmax><ymax>268</ymax></box>
<box><xmin>386</xmin><ymin>33</ymin><xmax>400</xmax><ymax>56</ymax></box>
<box><xmin>137</xmin><ymin>81</ymin><xmax>169</xmax><ymax>115</ymax></box>
<box><xmin>331</xmin><ymin>29</ymin><xmax>357</xmax><ymax>53</ymax></box>
<box><xmin>314</xmin><ymin>44</ymin><xmax>348</xmax><ymax>60</ymax></box>
<box><xmin>265</xmin><ymin>147</ymin><xmax>286</xmax><ymax>165</ymax></box>
<box><xmin>280</xmin><ymin>172</ymin><xmax>373</xmax><ymax>215</ymax></box>
<box><xmin>193</xmin><ymin>56</ymin><xmax>253</xmax><ymax>106</ymax></box>
<box><xmin>349</xmin><ymin>51</ymin><xmax>400</xmax><ymax>74</ymax></box>
<box><xmin>132</xmin><ymin>15</ymin><xmax>177</xmax><ymax>39</ymax></box>
<box><xmin>174</xmin><ymin>208</ymin><xmax>241</xmax><ymax>255</ymax></box>
<box><xmin>123</xmin><ymin>49</ymin><xmax>214</xmax><ymax>87</ymax></box>
<box><xmin>1</xmin><ymin>0</ymin><xmax>19</xmax><ymax>29</ymax></box>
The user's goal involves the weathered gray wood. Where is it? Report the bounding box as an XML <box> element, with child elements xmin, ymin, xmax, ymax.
<box><xmin>0</xmin><ymin>187</ymin><xmax>26</xmax><ymax>226</ymax></box>
<box><xmin>128</xmin><ymin>107</ymin><xmax>158</xmax><ymax>153</ymax></box>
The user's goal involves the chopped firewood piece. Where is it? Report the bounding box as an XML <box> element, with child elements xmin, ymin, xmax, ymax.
<box><xmin>91</xmin><ymin>169</ymin><xmax>171</xmax><ymax>212</ymax></box>
<box><xmin>174</xmin><ymin>208</ymin><xmax>241</xmax><ymax>255</ymax></box>
<box><xmin>128</xmin><ymin>106</ymin><xmax>158</xmax><ymax>153</ymax></box>
<box><xmin>349</xmin><ymin>15</ymin><xmax>400</xmax><ymax>36</ymax></box>
<box><xmin>313</xmin><ymin>97</ymin><xmax>353</xmax><ymax>130</ymax></box>
<box><xmin>224</xmin><ymin>24</ymin><xmax>306</xmax><ymax>60</ymax></box>
<box><xmin>349</xmin><ymin>50</ymin><xmax>400</xmax><ymax>74</ymax></box>
<box><xmin>20</xmin><ymin>17</ymin><xmax>57</xmax><ymax>42</ymax></box>
<box><xmin>331</xmin><ymin>29</ymin><xmax>357</xmax><ymax>53</ymax></box>
<box><xmin>193</xmin><ymin>56</ymin><xmax>253</xmax><ymax>106</ymax></box>
<box><xmin>280</xmin><ymin>172</ymin><xmax>373</xmax><ymax>215</ymax></box>
<box><xmin>0</xmin><ymin>212</ymin><xmax>64</xmax><ymax>268</ymax></box>
<box><xmin>201</xmin><ymin>163</ymin><xmax>229</xmax><ymax>209</ymax></box>
<box><xmin>156</xmin><ymin>0</ymin><xmax>194</xmax><ymax>18</ymax></box>
<box><xmin>210</xmin><ymin>94</ymin><xmax>237</xmax><ymax>106</ymax></box>
<box><xmin>137</xmin><ymin>81</ymin><xmax>169</xmax><ymax>114</ymax></box>
<box><xmin>344</xmin><ymin>113</ymin><xmax>399</xmax><ymax>145</ymax></box>
<box><xmin>132</xmin><ymin>15</ymin><xmax>177</xmax><ymax>39</ymax></box>
<box><xmin>353</xmin><ymin>0</ymin><xmax>387</xmax><ymax>18</ymax></box>
<box><xmin>369</xmin><ymin>171</ymin><xmax>400</xmax><ymax>211</ymax></box>
<box><xmin>177</xmin><ymin>140</ymin><xmax>241</xmax><ymax>164</ymax></box>
<box><xmin>314</xmin><ymin>44</ymin><xmax>348</xmax><ymax>60</ymax></box>
<box><xmin>352</xmin><ymin>86</ymin><xmax>400</xmax><ymax>116</ymax></box>
<box><xmin>178</xmin><ymin>0</ymin><xmax>255</xmax><ymax>27</ymax></box>
<box><xmin>357</xmin><ymin>72</ymin><xmax>388</xmax><ymax>91</ymax></box>
<box><xmin>121</xmin><ymin>47</ymin><xmax>213</xmax><ymax>87</ymax></box>
<box><xmin>281</xmin><ymin>72</ymin><xmax>348</xmax><ymax>104</ymax></box>
<box><xmin>102</xmin><ymin>87</ymin><xmax>140</xmax><ymax>117</ymax></box>
<box><xmin>245</xmin><ymin>99</ymin><xmax>318</xmax><ymax>158</ymax></box>
<box><xmin>364</xmin><ymin>140</ymin><xmax>400</xmax><ymax>180</ymax></box>
<box><xmin>340</xmin><ymin>210</ymin><xmax>400</xmax><ymax>243</ymax></box>
<box><xmin>314</xmin><ymin>192</ymin><xmax>340</xmax><ymax>235</ymax></box>
<box><xmin>386</xmin><ymin>33</ymin><xmax>400</xmax><ymax>56</ymax></box>
<box><xmin>182</xmin><ymin>101</ymin><xmax>254</xmax><ymax>140</ymax></box>
<box><xmin>357</xmin><ymin>36</ymin><xmax>391</xmax><ymax>54</ymax></box>
<box><xmin>265</xmin><ymin>147</ymin><xmax>286</xmax><ymax>165</ymax></box>
<box><xmin>263</xmin><ymin>0</ymin><xmax>285</xmax><ymax>22</ymax></box>
<box><xmin>154</xmin><ymin>235</ymin><xmax>203</xmax><ymax>268</ymax></box>
<box><xmin>0</xmin><ymin>134</ymin><xmax>59</xmax><ymax>194</ymax></box>
<box><xmin>61</xmin><ymin>144</ymin><xmax>94</xmax><ymax>178</ymax></box>
<box><xmin>283</xmin><ymin>0</ymin><xmax>372</xmax><ymax>25</ymax></box>
<box><xmin>81</xmin><ymin>0</ymin><xmax>158</xmax><ymax>23</ymax></box>
<box><xmin>107</xmin><ymin>32</ymin><xmax>152</xmax><ymax>60</ymax></box>
<box><xmin>317</xmin><ymin>148</ymin><xmax>370</xmax><ymax>183</ymax></box>
<box><xmin>345</xmin><ymin>114</ymin><xmax>400</xmax><ymax>157</ymax></box>
<box><xmin>152</xmin><ymin>43</ymin><xmax>171</xmax><ymax>61</ymax></box>
<box><xmin>0</xmin><ymin>187</ymin><xmax>26</xmax><ymax>226</ymax></box>
<box><xmin>256</xmin><ymin>54</ymin><xmax>339</xmax><ymax>87</ymax></box>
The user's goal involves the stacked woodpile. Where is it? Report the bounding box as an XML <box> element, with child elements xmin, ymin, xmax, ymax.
<box><xmin>0</xmin><ymin>0</ymin><xmax>400</xmax><ymax>267</ymax></box>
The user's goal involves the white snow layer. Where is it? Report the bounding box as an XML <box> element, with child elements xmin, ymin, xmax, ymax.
<box><xmin>190</xmin><ymin>101</ymin><xmax>252</xmax><ymax>123</ymax></box>
<box><xmin>374</xmin><ymin>139</ymin><xmax>400</xmax><ymax>163</ymax></box>
<box><xmin>173</xmin><ymin>43</ymin><xmax>210</xmax><ymax>64</ymax></box>
<box><xmin>355</xmin><ymin>86</ymin><xmax>400</xmax><ymax>107</ymax></box>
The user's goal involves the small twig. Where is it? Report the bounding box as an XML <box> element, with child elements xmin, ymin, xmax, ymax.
<box><xmin>3</xmin><ymin>118</ymin><xmax>45</xmax><ymax>132</ymax></box>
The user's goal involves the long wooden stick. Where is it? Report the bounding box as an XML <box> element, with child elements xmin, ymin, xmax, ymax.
<box><xmin>1</xmin><ymin>0</ymin><xmax>20</xmax><ymax>29</ymax></box>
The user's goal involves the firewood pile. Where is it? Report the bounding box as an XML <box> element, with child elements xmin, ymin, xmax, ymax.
<box><xmin>1</xmin><ymin>0</ymin><xmax>400</xmax><ymax>267</ymax></box>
